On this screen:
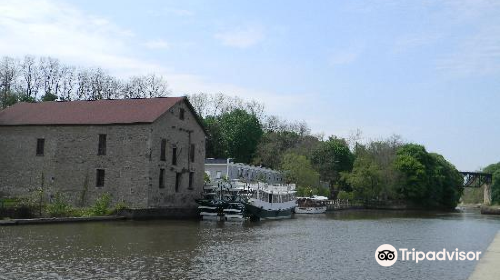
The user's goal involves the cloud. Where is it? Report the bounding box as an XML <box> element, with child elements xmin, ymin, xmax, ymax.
<box><xmin>0</xmin><ymin>0</ymin><xmax>303</xmax><ymax>116</ymax></box>
<box><xmin>433</xmin><ymin>1</ymin><xmax>500</xmax><ymax>77</ymax></box>
<box><xmin>166</xmin><ymin>72</ymin><xmax>312</xmax><ymax>116</ymax></box>
<box><xmin>214</xmin><ymin>26</ymin><xmax>265</xmax><ymax>48</ymax></box>
<box><xmin>0</xmin><ymin>0</ymin><xmax>152</xmax><ymax>77</ymax></box>
<box><xmin>328</xmin><ymin>47</ymin><xmax>363</xmax><ymax>66</ymax></box>
<box><xmin>143</xmin><ymin>39</ymin><xmax>170</xmax><ymax>50</ymax></box>
<box><xmin>393</xmin><ymin>33</ymin><xmax>441</xmax><ymax>53</ymax></box>
<box><xmin>148</xmin><ymin>7</ymin><xmax>194</xmax><ymax>17</ymax></box>
<box><xmin>442</xmin><ymin>0</ymin><xmax>500</xmax><ymax>22</ymax></box>
<box><xmin>436</xmin><ymin>26</ymin><xmax>500</xmax><ymax>76</ymax></box>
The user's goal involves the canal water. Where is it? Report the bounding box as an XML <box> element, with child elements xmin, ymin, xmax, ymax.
<box><xmin>1</xmin><ymin>209</ymin><xmax>499</xmax><ymax>280</ymax></box>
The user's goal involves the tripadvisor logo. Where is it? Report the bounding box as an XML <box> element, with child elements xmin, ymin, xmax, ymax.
<box><xmin>375</xmin><ymin>244</ymin><xmax>398</xmax><ymax>267</ymax></box>
<box><xmin>375</xmin><ymin>244</ymin><xmax>482</xmax><ymax>267</ymax></box>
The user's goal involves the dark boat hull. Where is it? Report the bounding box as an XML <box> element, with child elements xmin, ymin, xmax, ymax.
<box><xmin>243</xmin><ymin>203</ymin><xmax>293</xmax><ymax>220</ymax></box>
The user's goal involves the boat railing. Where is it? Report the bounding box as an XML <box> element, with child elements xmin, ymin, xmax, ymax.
<box><xmin>325</xmin><ymin>199</ymin><xmax>351</xmax><ymax>209</ymax></box>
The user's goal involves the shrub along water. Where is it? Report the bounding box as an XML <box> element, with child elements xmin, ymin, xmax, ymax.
<box><xmin>343</xmin><ymin>142</ymin><xmax>463</xmax><ymax>209</ymax></box>
<box><xmin>483</xmin><ymin>162</ymin><xmax>500</xmax><ymax>205</ymax></box>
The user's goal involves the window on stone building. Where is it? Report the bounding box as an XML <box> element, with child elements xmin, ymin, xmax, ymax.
<box><xmin>188</xmin><ymin>172</ymin><xmax>194</xmax><ymax>190</ymax></box>
<box><xmin>190</xmin><ymin>144</ymin><xmax>195</xmax><ymax>162</ymax></box>
<box><xmin>96</xmin><ymin>169</ymin><xmax>105</xmax><ymax>187</ymax></box>
<box><xmin>179</xmin><ymin>108</ymin><xmax>185</xmax><ymax>120</ymax></box>
<box><xmin>159</xmin><ymin>168</ymin><xmax>165</xmax><ymax>189</ymax></box>
<box><xmin>172</xmin><ymin>147</ymin><xmax>177</xmax><ymax>165</ymax></box>
<box><xmin>160</xmin><ymin>139</ymin><xmax>166</xmax><ymax>161</ymax></box>
<box><xmin>175</xmin><ymin>172</ymin><xmax>181</xmax><ymax>192</ymax></box>
<box><xmin>98</xmin><ymin>134</ymin><xmax>107</xmax><ymax>155</ymax></box>
<box><xmin>36</xmin><ymin>138</ymin><xmax>45</xmax><ymax>156</ymax></box>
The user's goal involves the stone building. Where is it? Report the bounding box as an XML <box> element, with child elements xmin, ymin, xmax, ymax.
<box><xmin>0</xmin><ymin>97</ymin><xmax>206</xmax><ymax>215</ymax></box>
<box><xmin>205</xmin><ymin>158</ymin><xmax>283</xmax><ymax>184</ymax></box>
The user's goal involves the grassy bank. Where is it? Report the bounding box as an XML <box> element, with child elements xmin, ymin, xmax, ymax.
<box><xmin>0</xmin><ymin>193</ymin><xmax>127</xmax><ymax>220</ymax></box>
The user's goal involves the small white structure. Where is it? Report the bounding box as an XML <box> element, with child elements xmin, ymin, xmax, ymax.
<box><xmin>204</xmin><ymin>158</ymin><xmax>284</xmax><ymax>184</ymax></box>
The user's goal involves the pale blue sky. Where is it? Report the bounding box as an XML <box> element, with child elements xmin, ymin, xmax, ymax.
<box><xmin>1</xmin><ymin>0</ymin><xmax>499</xmax><ymax>170</ymax></box>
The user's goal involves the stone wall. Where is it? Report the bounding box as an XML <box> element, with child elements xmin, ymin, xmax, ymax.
<box><xmin>0</xmin><ymin>99</ymin><xmax>206</xmax><ymax>211</ymax></box>
<box><xmin>148</xmin><ymin>101</ymin><xmax>206</xmax><ymax>208</ymax></box>
<box><xmin>0</xmin><ymin>124</ymin><xmax>151</xmax><ymax>208</ymax></box>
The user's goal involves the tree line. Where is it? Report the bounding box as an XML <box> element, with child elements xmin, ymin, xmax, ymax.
<box><xmin>484</xmin><ymin>163</ymin><xmax>500</xmax><ymax>205</ymax></box>
<box><xmin>0</xmin><ymin>56</ymin><xmax>170</xmax><ymax>108</ymax></box>
<box><xmin>189</xmin><ymin>92</ymin><xmax>464</xmax><ymax>209</ymax></box>
<box><xmin>0</xmin><ymin>55</ymin><xmax>465</xmax><ymax>209</ymax></box>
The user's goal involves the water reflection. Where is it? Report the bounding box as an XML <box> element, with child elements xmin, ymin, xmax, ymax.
<box><xmin>0</xmin><ymin>209</ymin><xmax>499</xmax><ymax>280</ymax></box>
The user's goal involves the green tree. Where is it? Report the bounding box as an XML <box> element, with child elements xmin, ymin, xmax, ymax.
<box><xmin>204</xmin><ymin>116</ymin><xmax>226</xmax><ymax>158</ymax></box>
<box><xmin>252</xmin><ymin>131</ymin><xmax>320</xmax><ymax>169</ymax></box>
<box><xmin>484</xmin><ymin>162</ymin><xmax>500</xmax><ymax>204</ymax></box>
<box><xmin>41</xmin><ymin>92</ymin><xmax>58</xmax><ymax>102</ymax></box>
<box><xmin>218</xmin><ymin>109</ymin><xmax>263</xmax><ymax>163</ymax></box>
<box><xmin>394</xmin><ymin>144</ymin><xmax>462</xmax><ymax>209</ymax></box>
<box><xmin>1</xmin><ymin>91</ymin><xmax>19</xmax><ymax>108</ymax></box>
<box><xmin>395</xmin><ymin>144</ymin><xmax>427</xmax><ymax>203</ymax></box>
<box><xmin>311</xmin><ymin>136</ymin><xmax>354</xmax><ymax>189</ymax></box>
<box><xmin>429</xmin><ymin>153</ymin><xmax>463</xmax><ymax>208</ymax></box>
<box><xmin>281</xmin><ymin>152</ymin><xmax>320</xmax><ymax>188</ymax></box>
<box><xmin>344</xmin><ymin>151</ymin><xmax>383</xmax><ymax>200</ymax></box>
<box><xmin>18</xmin><ymin>94</ymin><xmax>36</xmax><ymax>103</ymax></box>
<box><xmin>342</xmin><ymin>139</ymin><xmax>403</xmax><ymax>201</ymax></box>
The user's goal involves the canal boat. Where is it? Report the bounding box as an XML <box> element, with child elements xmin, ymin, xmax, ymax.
<box><xmin>243</xmin><ymin>184</ymin><xmax>297</xmax><ymax>220</ymax></box>
<box><xmin>295</xmin><ymin>195</ymin><xmax>328</xmax><ymax>214</ymax></box>
<box><xmin>223</xmin><ymin>202</ymin><xmax>246</xmax><ymax>221</ymax></box>
<box><xmin>198</xmin><ymin>205</ymin><xmax>224</xmax><ymax>221</ymax></box>
<box><xmin>196</xmin><ymin>180</ymin><xmax>249</xmax><ymax>221</ymax></box>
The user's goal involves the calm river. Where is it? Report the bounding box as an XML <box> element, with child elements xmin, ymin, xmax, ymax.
<box><xmin>1</xmin><ymin>209</ymin><xmax>499</xmax><ymax>280</ymax></box>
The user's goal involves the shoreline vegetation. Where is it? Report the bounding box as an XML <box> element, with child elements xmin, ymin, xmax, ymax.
<box><xmin>1</xmin><ymin>55</ymin><xmax>499</xmax><ymax>218</ymax></box>
<box><xmin>0</xmin><ymin>193</ymin><xmax>127</xmax><ymax>220</ymax></box>
<box><xmin>0</xmin><ymin>205</ymin><xmax>489</xmax><ymax>227</ymax></box>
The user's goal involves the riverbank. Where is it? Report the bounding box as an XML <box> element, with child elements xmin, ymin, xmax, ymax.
<box><xmin>467</xmin><ymin>231</ymin><xmax>500</xmax><ymax>280</ymax></box>
<box><xmin>0</xmin><ymin>215</ymin><xmax>126</xmax><ymax>226</ymax></box>
<box><xmin>480</xmin><ymin>205</ymin><xmax>500</xmax><ymax>215</ymax></box>
<box><xmin>1</xmin><ymin>208</ymin><xmax>497</xmax><ymax>279</ymax></box>
<box><xmin>0</xmin><ymin>206</ymin><xmax>201</xmax><ymax>226</ymax></box>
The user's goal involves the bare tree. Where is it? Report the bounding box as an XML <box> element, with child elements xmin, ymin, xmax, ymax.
<box><xmin>189</xmin><ymin>92</ymin><xmax>265</xmax><ymax>120</ymax></box>
<box><xmin>122</xmin><ymin>75</ymin><xmax>146</xmax><ymax>98</ymax></box>
<box><xmin>144</xmin><ymin>74</ymin><xmax>170</xmax><ymax>97</ymax></box>
<box><xmin>209</xmin><ymin>92</ymin><xmax>226</xmax><ymax>116</ymax></box>
<box><xmin>76</xmin><ymin>69</ymin><xmax>91</xmax><ymax>100</ymax></box>
<box><xmin>347</xmin><ymin>129</ymin><xmax>363</xmax><ymax>151</ymax></box>
<box><xmin>120</xmin><ymin>74</ymin><xmax>170</xmax><ymax>98</ymax></box>
<box><xmin>263</xmin><ymin>115</ymin><xmax>282</xmax><ymax>132</ymax></box>
<box><xmin>89</xmin><ymin>67</ymin><xmax>106</xmax><ymax>100</ymax></box>
<box><xmin>188</xmin><ymin>92</ymin><xmax>210</xmax><ymax>118</ymax></box>
<box><xmin>245</xmin><ymin>99</ymin><xmax>265</xmax><ymax>121</ymax></box>
<box><xmin>0</xmin><ymin>55</ymin><xmax>177</xmax><ymax>102</ymax></box>
<box><xmin>39</xmin><ymin>56</ymin><xmax>61</xmax><ymax>98</ymax></box>
<box><xmin>0</xmin><ymin>56</ymin><xmax>19</xmax><ymax>108</ymax></box>
<box><xmin>20</xmin><ymin>56</ymin><xmax>42</xmax><ymax>99</ymax></box>
<box><xmin>104</xmin><ymin>75</ymin><xmax>121</xmax><ymax>99</ymax></box>
<box><xmin>59</xmin><ymin>65</ymin><xmax>75</xmax><ymax>101</ymax></box>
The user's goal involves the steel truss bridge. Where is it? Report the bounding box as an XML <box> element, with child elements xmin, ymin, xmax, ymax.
<box><xmin>460</xmin><ymin>172</ymin><xmax>492</xmax><ymax>188</ymax></box>
<box><xmin>460</xmin><ymin>171</ymin><xmax>493</xmax><ymax>205</ymax></box>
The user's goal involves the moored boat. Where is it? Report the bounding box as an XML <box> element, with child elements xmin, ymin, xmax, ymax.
<box><xmin>196</xmin><ymin>180</ymin><xmax>250</xmax><ymax>221</ymax></box>
<box><xmin>223</xmin><ymin>202</ymin><xmax>246</xmax><ymax>221</ymax></box>
<box><xmin>295</xmin><ymin>195</ymin><xmax>328</xmax><ymax>214</ymax></box>
<box><xmin>243</xmin><ymin>184</ymin><xmax>296</xmax><ymax>220</ymax></box>
<box><xmin>198</xmin><ymin>205</ymin><xmax>224</xmax><ymax>221</ymax></box>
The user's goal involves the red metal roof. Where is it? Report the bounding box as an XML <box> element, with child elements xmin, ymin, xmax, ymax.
<box><xmin>0</xmin><ymin>97</ymin><xmax>185</xmax><ymax>125</ymax></box>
